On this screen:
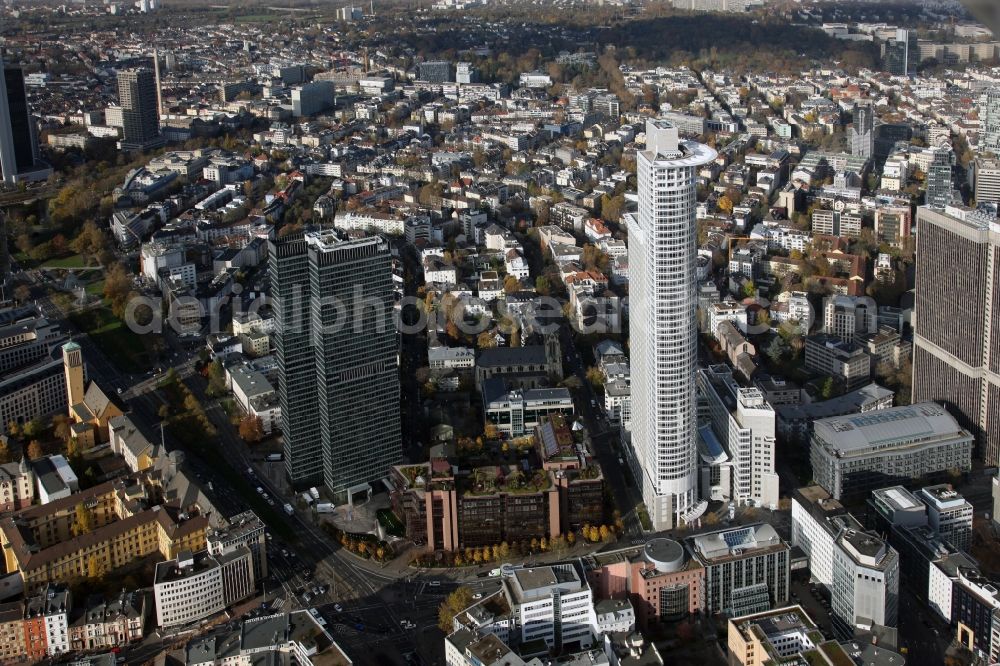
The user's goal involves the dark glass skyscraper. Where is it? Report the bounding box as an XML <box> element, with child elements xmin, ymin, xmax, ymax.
<box><xmin>269</xmin><ymin>231</ymin><xmax>402</xmax><ymax>499</ymax></box>
<box><xmin>0</xmin><ymin>59</ymin><xmax>46</xmax><ymax>184</ymax></box>
<box><xmin>270</xmin><ymin>233</ymin><xmax>322</xmax><ymax>486</ymax></box>
<box><xmin>118</xmin><ymin>68</ymin><xmax>163</xmax><ymax>151</ymax></box>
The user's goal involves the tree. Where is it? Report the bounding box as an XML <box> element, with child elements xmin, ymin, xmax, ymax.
<box><xmin>0</xmin><ymin>438</ymin><xmax>11</xmax><ymax>465</ymax></box>
<box><xmin>503</xmin><ymin>275</ymin><xmax>520</xmax><ymax>293</ymax></box>
<box><xmin>742</xmin><ymin>280</ymin><xmax>756</xmax><ymax>298</ymax></box>
<box><xmin>74</xmin><ymin>502</ymin><xmax>94</xmax><ymax>536</ymax></box>
<box><xmin>13</xmin><ymin>284</ymin><xmax>31</xmax><ymax>304</ymax></box>
<box><xmin>206</xmin><ymin>360</ymin><xmax>227</xmax><ymax>397</ymax></box>
<box><xmin>477</xmin><ymin>331</ymin><xmax>497</xmax><ymax>349</ymax></box>
<box><xmin>765</xmin><ymin>336</ymin><xmax>787</xmax><ymax>365</ymax></box>
<box><xmin>438</xmin><ymin>586</ymin><xmax>474</xmax><ymax>632</ymax></box>
<box><xmin>484</xmin><ymin>422</ymin><xmax>499</xmax><ymax>440</ymax></box>
<box><xmin>599</xmin><ymin>194</ymin><xmax>625</xmax><ymax>223</ymax></box>
<box><xmin>534</xmin><ymin>275</ymin><xmax>551</xmax><ymax>296</ymax></box>
<box><xmin>6</xmin><ymin>421</ymin><xmax>21</xmax><ymax>440</ymax></box>
<box><xmin>239</xmin><ymin>415</ymin><xmax>265</xmax><ymax>443</ymax></box>
<box><xmin>585</xmin><ymin>366</ymin><xmax>605</xmax><ymax>388</ymax></box>
<box><xmin>718</xmin><ymin>195</ymin><xmax>734</xmax><ymax>214</ymax></box>
<box><xmin>26</xmin><ymin>440</ymin><xmax>43</xmax><ymax>461</ymax></box>
<box><xmin>87</xmin><ymin>554</ymin><xmax>103</xmax><ymax>580</ymax></box>
<box><xmin>600</xmin><ymin>525</ymin><xmax>612</xmax><ymax>542</ymax></box>
<box><xmin>820</xmin><ymin>377</ymin><xmax>836</xmax><ymax>400</ymax></box>
<box><xmin>65</xmin><ymin>435</ymin><xmax>81</xmax><ymax>460</ymax></box>
<box><xmin>581</xmin><ymin>244</ymin><xmax>609</xmax><ymax>272</ymax></box>
<box><xmin>21</xmin><ymin>419</ymin><xmax>43</xmax><ymax>440</ymax></box>
<box><xmin>103</xmin><ymin>263</ymin><xmax>133</xmax><ymax>319</ymax></box>
<box><xmin>567</xmin><ymin>531</ymin><xmax>576</xmax><ymax>546</ymax></box>
<box><xmin>52</xmin><ymin>415</ymin><xmax>71</xmax><ymax>443</ymax></box>
<box><xmin>70</xmin><ymin>222</ymin><xmax>109</xmax><ymax>264</ymax></box>
<box><xmin>499</xmin><ymin>542</ymin><xmax>510</xmax><ymax>560</ymax></box>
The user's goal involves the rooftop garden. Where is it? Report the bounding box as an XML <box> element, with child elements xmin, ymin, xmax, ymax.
<box><xmin>465</xmin><ymin>466</ymin><xmax>551</xmax><ymax>496</ymax></box>
<box><xmin>398</xmin><ymin>464</ymin><xmax>430</xmax><ymax>488</ymax></box>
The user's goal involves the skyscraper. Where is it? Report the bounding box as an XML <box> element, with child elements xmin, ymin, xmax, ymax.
<box><xmin>117</xmin><ymin>68</ymin><xmax>163</xmax><ymax>151</ymax></box>
<box><xmin>269</xmin><ymin>230</ymin><xmax>402</xmax><ymax>499</ymax></box>
<box><xmin>912</xmin><ymin>205</ymin><xmax>1000</xmax><ymax>466</ymax></box>
<box><xmin>0</xmin><ymin>58</ymin><xmax>49</xmax><ymax>184</ymax></box>
<box><xmin>270</xmin><ymin>233</ymin><xmax>321</xmax><ymax>485</ymax></box>
<box><xmin>979</xmin><ymin>87</ymin><xmax>1000</xmax><ymax>155</ymax></box>
<box><xmin>626</xmin><ymin>120</ymin><xmax>717</xmax><ymax>530</ymax></box>
<box><xmin>849</xmin><ymin>102</ymin><xmax>874</xmax><ymax>160</ymax></box>
<box><xmin>883</xmin><ymin>29</ymin><xmax>918</xmax><ymax>76</ymax></box>
<box><xmin>925</xmin><ymin>145</ymin><xmax>955</xmax><ymax>209</ymax></box>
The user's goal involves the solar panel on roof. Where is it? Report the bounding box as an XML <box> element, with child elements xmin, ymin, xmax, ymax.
<box><xmin>539</xmin><ymin>426</ymin><xmax>559</xmax><ymax>458</ymax></box>
<box><xmin>723</xmin><ymin>527</ymin><xmax>754</xmax><ymax>550</ymax></box>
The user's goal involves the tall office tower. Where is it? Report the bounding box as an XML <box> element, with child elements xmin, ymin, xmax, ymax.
<box><xmin>850</xmin><ymin>103</ymin><xmax>874</xmax><ymax>160</ymax></box>
<box><xmin>925</xmin><ymin>145</ymin><xmax>955</xmax><ymax>209</ymax></box>
<box><xmin>883</xmin><ymin>29</ymin><xmax>918</xmax><ymax>76</ymax></box>
<box><xmin>152</xmin><ymin>48</ymin><xmax>164</xmax><ymax>118</ymax></box>
<box><xmin>912</xmin><ymin>205</ymin><xmax>1000</xmax><ymax>465</ymax></box>
<box><xmin>974</xmin><ymin>157</ymin><xmax>1000</xmax><ymax>205</ymax></box>
<box><xmin>117</xmin><ymin>68</ymin><xmax>163</xmax><ymax>151</ymax></box>
<box><xmin>416</xmin><ymin>60</ymin><xmax>453</xmax><ymax>84</ymax></box>
<box><xmin>270</xmin><ymin>233</ymin><xmax>321</xmax><ymax>485</ymax></box>
<box><xmin>455</xmin><ymin>62</ymin><xmax>478</xmax><ymax>84</ymax></box>
<box><xmin>626</xmin><ymin>120</ymin><xmax>717</xmax><ymax>530</ymax></box>
<box><xmin>979</xmin><ymin>87</ymin><xmax>1000</xmax><ymax>155</ymax></box>
<box><xmin>0</xmin><ymin>58</ymin><xmax>48</xmax><ymax>184</ymax></box>
<box><xmin>269</xmin><ymin>230</ymin><xmax>401</xmax><ymax>498</ymax></box>
<box><xmin>290</xmin><ymin>80</ymin><xmax>335</xmax><ymax>117</ymax></box>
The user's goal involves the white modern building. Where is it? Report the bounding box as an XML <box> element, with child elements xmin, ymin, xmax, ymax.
<box><xmin>791</xmin><ymin>486</ymin><xmax>899</xmax><ymax>639</ymax></box>
<box><xmin>697</xmin><ymin>365</ymin><xmax>779</xmax><ymax>509</ymax></box>
<box><xmin>428</xmin><ymin>346</ymin><xmax>475</xmax><ymax>370</ymax></box>
<box><xmin>153</xmin><ymin>548</ymin><xmax>254</xmax><ymax>628</ymax></box>
<box><xmin>604</xmin><ymin>375</ymin><xmax>632</xmax><ymax>431</ymax></box>
<box><xmin>830</xmin><ymin>527</ymin><xmax>899</xmax><ymax>639</ymax></box>
<box><xmin>502</xmin><ymin>563</ymin><xmax>596</xmax><ymax>651</ymax></box>
<box><xmin>979</xmin><ymin>87</ymin><xmax>1000</xmax><ymax>154</ymax></box>
<box><xmin>626</xmin><ymin>119</ymin><xmax>716</xmax><ymax>530</ymax></box>
<box><xmin>918</xmin><ymin>485</ymin><xmax>974</xmax><ymax>553</ymax></box>
<box><xmin>822</xmin><ymin>295</ymin><xmax>878</xmax><ymax>343</ymax></box>
<box><xmin>687</xmin><ymin>524</ymin><xmax>790</xmax><ymax>616</ymax></box>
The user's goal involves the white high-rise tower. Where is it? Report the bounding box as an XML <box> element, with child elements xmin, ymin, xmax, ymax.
<box><xmin>625</xmin><ymin>119</ymin><xmax>716</xmax><ymax>531</ymax></box>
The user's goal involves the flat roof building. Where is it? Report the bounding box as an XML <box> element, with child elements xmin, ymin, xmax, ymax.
<box><xmin>686</xmin><ymin>524</ymin><xmax>789</xmax><ymax>617</ymax></box>
<box><xmin>809</xmin><ymin>403</ymin><xmax>973</xmax><ymax>501</ymax></box>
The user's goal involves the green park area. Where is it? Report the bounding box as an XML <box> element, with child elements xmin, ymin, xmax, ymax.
<box><xmin>68</xmin><ymin>307</ymin><xmax>149</xmax><ymax>374</ymax></box>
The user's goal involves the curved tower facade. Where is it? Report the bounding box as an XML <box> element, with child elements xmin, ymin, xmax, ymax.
<box><xmin>627</xmin><ymin>120</ymin><xmax>716</xmax><ymax>530</ymax></box>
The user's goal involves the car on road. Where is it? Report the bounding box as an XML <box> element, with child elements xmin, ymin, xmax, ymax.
<box><xmin>472</xmin><ymin>593</ymin><xmax>482</xmax><ymax>599</ymax></box>
<box><xmin>428</xmin><ymin>580</ymin><xmax>440</xmax><ymax>587</ymax></box>
<box><xmin>333</xmin><ymin>604</ymin><xmax>343</xmax><ymax>612</ymax></box>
